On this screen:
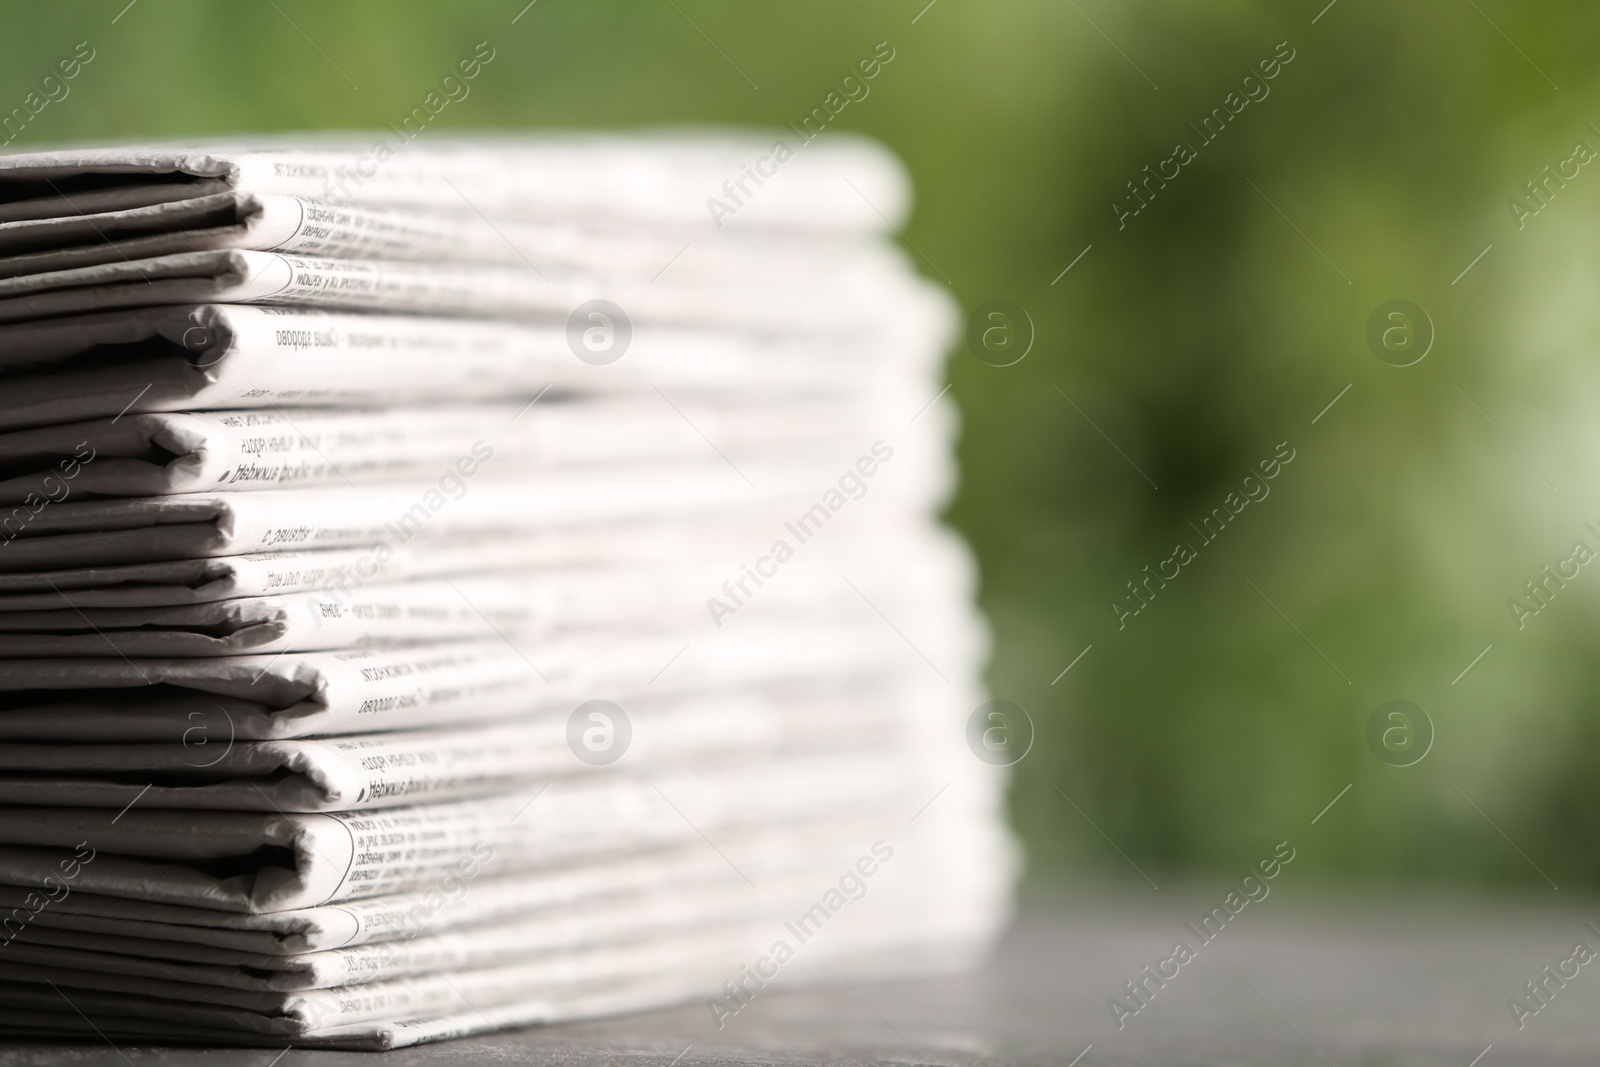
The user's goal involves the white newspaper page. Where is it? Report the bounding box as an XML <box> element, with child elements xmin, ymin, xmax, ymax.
<box><xmin>0</xmin><ymin>605</ymin><xmax>979</xmax><ymax>739</ymax></box>
<box><xmin>0</xmin><ymin>752</ymin><xmax>960</xmax><ymax>910</ymax></box>
<box><xmin>0</xmin><ymin>394</ymin><xmax>879</xmax><ymax>499</ymax></box>
<box><xmin>0</xmin><ymin>684</ymin><xmax>903</xmax><ymax>811</ymax></box>
<box><xmin>0</xmin><ymin>300</ymin><xmax>952</xmax><ymax>430</ymax></box>
<box><xmin>0</xmin><ymin>248</ymin><xmax>918</xmax><ymax>332</ymax></box>
<box><xmin>0</xmin><ymin>191</ymin><xmax>880</xmax><ymax>278</ymax></box>
<box><xmin>0</xmin><ymin>134</ymin><xmax>911</xmax><ymax>232</ymax></box>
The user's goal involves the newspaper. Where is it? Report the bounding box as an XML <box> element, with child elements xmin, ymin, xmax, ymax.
<box><xmin>2</xmin><ymin>880</ymin><xmax>790</xmax><ymax>989</ymax></box>
<box><xmin>0</xmin><ymin>531</ymin><xmax>963</xmax><ymax>655</ymax></box>
<box><xmin>0</xmin><ymin>930</ymin><xmax>760</xmax><ymax>1027</ymax></box>
<box><xmin>0</xmin><ymin>684</ymin><xmax>909</xmax><ymax>811</ymax></box>
<box><xmin>0</xmin><ymin>574</ymin><xmax>541</xmax><ymax>657</ymax></box>
<box><xmin>0</xmin><ymin>248</ymin><xmax>925</xmax><ymax>331</ymax></box>
<box><xmin>0</xmin><ymin>976</ymin><xmax>706</xmax><ymax>1049</ymax></box>
<box><xmin>0</xmin><ymin>135</ymin><xmax>910</xmax><ymax>232</ymax></box>
<box><xmin>0</xmin><ymin>574</ymin><xmax>911</xmax><ymax>657</ymax></box>
<box><xmin>0</xmin><ymin>857</ymin><xmax>1001</xmax><ymax>993</ymax></box>
<box><xmin>0</xmin><ymin>919</ymin><xmax>992</xmax><ymax>1045</ymax></box>
<box><xmin>0</xmin><ymin>976</ymin><xmax>702</xmax><ymax>1047</ymax></box>
<box><xmin>0</xmin><ymin>834</ymin><xmax>1009</xmax><ymax>1047</ymax></box>
<box><xmin>0</xmin><ymin>513</ymin><xmax>929</xmax><ymax>609</ymax></box>
<box><xmin>0</xmin><ymin>302</ymin><xmax>952</xmax><ymax>430</ymax></box>
<box><xmin>0</xmin><ymin>190</ymin><xmax>879</xmax><ymax>278</ymax></box>
<box><xmin>0</xmin><ymin>751</ymin><xmax>956</xmax><ymax>910</ymax></box>
<box><xmin>0</xmin><ymin>450</ymin><xmax>949</xmax><ymax>571</ymax></box>
<box><xmin>0</xmin><ymin>796</ymin><xmax>1011</xmax><ymax>948</ymax></box>
<box><xmin>0</xmin><ymin>820</ymin><xmax>891</xmax><ymax>953</ymax></box>
<box><xmin>0</xmin><ymin>395</ymin><xmax>883</xmax><ymax>500</ymax></box>
<box><xmin>0</xmin><ymin>612</ymin><xmax>980</xmax><ymax>740</ymax></box>
<box><xmin>0</xmin><ymin>132</ymin><xmax>1006</xmax><ymax>1048</ymax></box>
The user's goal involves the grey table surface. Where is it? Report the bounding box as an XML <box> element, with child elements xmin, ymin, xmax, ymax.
<box><xmin>3</xmin><ymin>885</ymin><xmax>1596</xmax><ymax>1065</ymax></box>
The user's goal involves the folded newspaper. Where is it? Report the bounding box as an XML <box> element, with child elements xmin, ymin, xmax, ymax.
<box><xmin>0</xmin><ymin>134</ymin><xmax>1016</xmax><ymax>1049</ymax></box>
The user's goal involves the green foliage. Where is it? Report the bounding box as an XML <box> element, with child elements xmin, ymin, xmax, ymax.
<box><xmin>9</xmin><ymin>0</ymin><xmax>1598</xmax><ymax>888</ymax></box>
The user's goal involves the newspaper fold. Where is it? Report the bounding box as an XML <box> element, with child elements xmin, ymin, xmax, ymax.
<box><xmin>0</xmin><ymin>396</ymin><xmax>876</xmax><ymax>501</ymax></box>
<box><xmin>0</xmin><ymin>687</ymin><xmax>903</xmax><ymax>811</ymax></box>
<box><xmin>0</xmin><ymin>611</ymin><xmax>983</xmax><ymax>740</ymax></box>
<box><xmin>0</xmin><ymin>450</ymin><xmax>947</xmax><ymax>571</ymax></box>
<box><xmin>0</xmin><ymin>135</ymin><xmax>909</xmax><ymax>232</ymax></box>
<box><xmin>0</xmin><ymin>526</ymin><xmax>963</xmax><ymax>654</ymax></box>
<box><xmin>0</xmin><ymin>514</ymin><xmax>928</xmax><ymax>609</ymax></box>
<box><xmin>0</xmin><ymin>820</ymin><xmax>891</xmax><ymax>954</ymax></box>
<box><xmin>0</xmin><ymin>191</ymin><xmax>877</xmax><ymax>279</ymax></box>
<box><xmin>0</xmin><ymin>858</ymin><xmax>999</xmax><ymax>993</ymax></box>
<box><xmin>0</xmin><ymin>303</ymin><xmax>951</xmax><ymax>431</ymax></box>
<box><xmin>0</xmin><ymin>541</ymin><xmax>954</xmax><ymax>654</ymax></box>
<box><xmin>0</xmin><ymin>752</ymin><xmax>953</xmax><ymax>910</ymax></box>
<box><xmin>0</xmin><ymin>248</ymin><xmax>920</xmax><ymax>331</ymax></box>
<box><xmin>0</xmin><ymin>916</ymin><xmax>995</xmax><ymax>1047</ymax></box>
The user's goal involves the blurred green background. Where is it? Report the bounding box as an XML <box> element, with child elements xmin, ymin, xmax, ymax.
<box><xmin>10</xmin><ymin>0</ymin><xmax>1599</xmax><ymax>890</ymax></box>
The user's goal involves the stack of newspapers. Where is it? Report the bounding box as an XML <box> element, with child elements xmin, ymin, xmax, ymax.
<box><xmin>0</xmin><ymin>136</ymin><xmax>1015</xmax><ymax>1048</ymax></box>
